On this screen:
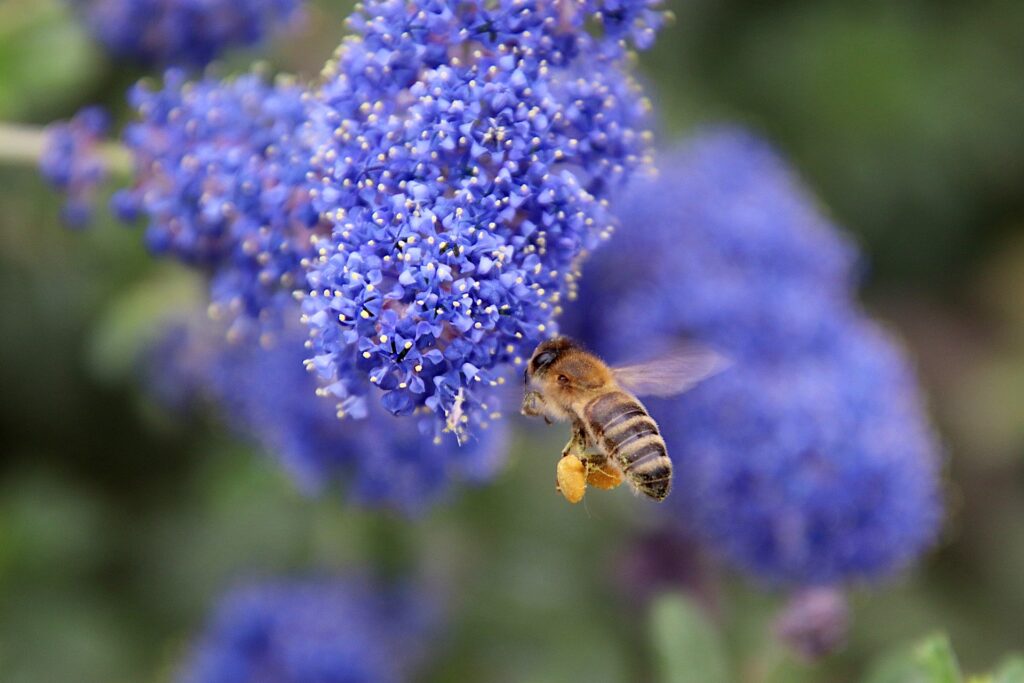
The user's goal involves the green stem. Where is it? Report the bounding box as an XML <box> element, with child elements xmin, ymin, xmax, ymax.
<box><xmin>102</xmin><ymin>142</ymin><xmax>133</xmax><ymax>174</ymax></box>
<box><xmin>0</xmin><ymin>121</ymin><xmax>132</xmax><ymax>173</ymax></box>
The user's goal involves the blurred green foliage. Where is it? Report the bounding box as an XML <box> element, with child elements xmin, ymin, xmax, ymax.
<box><xmin>648</xmin><ymin>0</ymin><xmax>1024</xmax><ymax>286</ymax></box>
<box><xmin>650</xmin><ymin>594</ymin><xmax>730</xmax><ymax>683</ymax></box>
<box><xmin>1</xmin><ymin>0</ymin><xmax>1023</xmax><ymax>681</ymax></box>
<box><xmin>861</xmin><ymin>634</ymin><xmax>1024</xmax><ymax>683</ymax></box>
<box><xmin>0</xmin><ymin>0</ymin><xmax>103</xmax><ymax>119</ymax></box>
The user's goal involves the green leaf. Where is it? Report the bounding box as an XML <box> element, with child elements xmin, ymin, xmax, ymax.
<box><xmin>85</xmin><ymin>266</ymin><xmax>204</xmax><ymax>382</ymax></box>
<box><xmin>914</xmin><ymin>634</ymin><xmax>963</xmax><ymax>683</ymax></box>
<box><xmin>649</xmin><ymin>593</ymin><xmax>730</xmax><ymax>683</ymax></box>
<box><xmin>863</xmin><ymin>634</ymin><xmax>963</xmax><ymax>683</ymax></box>
<box><xmin>992</xmin><ymin>656</ymin><xmax>1024</xmax><ymax>683</ymax></box>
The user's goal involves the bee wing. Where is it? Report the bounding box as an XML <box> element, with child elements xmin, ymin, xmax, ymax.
<box><xmin>612</xmin><ymin>345</ymin><xmax>730</xmax><ymax>398</ymax></box>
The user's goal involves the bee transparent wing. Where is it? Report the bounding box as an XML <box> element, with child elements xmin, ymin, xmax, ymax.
<box><xmin>612</xmin><ymin>345</ymin><xmax>730</xmax><ymax>398</ymax></box>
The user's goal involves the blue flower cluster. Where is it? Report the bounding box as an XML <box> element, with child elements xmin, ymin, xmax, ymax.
<box><xmin>39</xmin><ymin>106</ymin><xmax>110</xmax><ymax>227</ymax></box>
<box><xmin>71</xmin><ymin>0</ymin><xmax>303</xmax><ymax>66</ymax></box>
<box><xmin>565</xmin><ymin>128</ymin><xmax>859</xmax><ymax>363</ymax></box>
<box><xmin>154</xmin><ymin>310</ymin><xmax>507</xmax><ymax>512</ymax></box>
<box><xmin>116</xmin><ymin>69</ymin><xmax>325</xmax><ymax>339</ymax></box>
<box><xmin>303</xmin><ymin>0</ymin><xmax>662</xmax><ymax>439</ymax></box>
<box><xmin>32</xmin><ymin>1</ymin><xmax>665</xmax><ymax>504</ymax></box>
<box><xmin>178</xmin><ymin>576</ymin><xmax>433</xmax><ymax>683</ymax></box>
<box><xmin>566</xmin><ymin>128</ymin><xmax>943</xmax><ymax>585</ymax></box>
<box><xmin>660</xmin><ymin>320</ymin><xmax>942</xmax><ymax>584</ymax></box>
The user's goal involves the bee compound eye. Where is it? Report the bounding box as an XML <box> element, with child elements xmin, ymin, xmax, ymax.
<box><xmin>533</xmin><ymin>350</ymin><xmax>558</xmax><ymax>371</ymax></box>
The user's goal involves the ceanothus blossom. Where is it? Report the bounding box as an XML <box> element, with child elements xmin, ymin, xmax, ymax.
<box><xmin>178</xmin><ymin>576</ymin><xmax>434</xmax><ymax>683</ymax></box>
<box><xmin>71</xmin><ymin>0</ymin><xmax>303</xmax><ymax>66</ymax></box>
<box><xmin>566</xmin><ymin>128</ymin><xmax>942</xmax><ymax>585</ymax></box>
<box><xmin>39</xmin><ymin>106</ymin><xmax>110</xmax><ymax>226</ymax></box>
<box><xmin>303</xmin><ymin>0</ymin><xmax>664</xmax><ymax>441</ymax></box>
<box><xmin>115</xmin><ymin>69</ymin><xmax>325</xmax><ymax>340</ymax></box>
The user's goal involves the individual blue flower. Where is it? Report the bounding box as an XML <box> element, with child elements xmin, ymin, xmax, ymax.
<box><xmin>155</xmin><ymin>312</ymin><xmax>507</xmax><ymax>512</ymax></box>
<box><xmin>178</xmin><ymin>576</ymin><xmax>434</xmax><ymax>683</ymax></box>
<box><xmin>71</xmin><ymin>0</ymin><xmax>304</xmax><ymax>66</ymax></box>
<box><xmin>303</xmin><ymin>0</ymin><xmax>661</xmax><ymax>440</ymax></box>
<box><xmin>566</xmin><ymin>127</ymin><xmax>860</xmax><ymax>364</ymax></box>
<box><xmin>581</xmin><ymin>0</ymin><xmax>667</xmax><ymax>51</ymax></box>
<box><xmin>116</xmin><ymin>69</ymin><xmax>324</xmax><ymax>339</ymax></box>
<box><xmin>565</xmin><ymin>128</ymin><xmax>942</xmax><ymax>585</ymax></box>
<box><xmin>39</xmin><ymin>106</ymin><xmax>110</xmax><ymax>227</ymax></box>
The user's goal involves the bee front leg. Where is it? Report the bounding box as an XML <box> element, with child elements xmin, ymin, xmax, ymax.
<box><xmin>521</xmin><ymin>391</ymin><xmax>544</xmax><ymax>417</ymax></box>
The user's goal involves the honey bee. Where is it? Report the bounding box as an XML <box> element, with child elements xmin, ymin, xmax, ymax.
<box><xmin>521</xmin><ymin>337</ymin><xmax>727</xmax><ymax>504</ymax></box>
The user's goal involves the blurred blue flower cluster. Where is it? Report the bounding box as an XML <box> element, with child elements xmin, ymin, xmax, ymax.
<box><xmin>178</xmin><ymin>576</ymin><xmax>433</xmax><ymax>683</ymax></box>
<box><xmin>302</xmin><ymin>0</ymin><xmax>661</xmax><ymax>438</ymax></box>
<box><xmin>115</xmin><ymin>68</ymin><xmax>323</xmax><ymax>340</ymax></box>
<box><xmin>566</xmin><ymin>128</ymin><xmax>943</xmax><ymax>585</ymax></box>
<box><xmin>154</xmin><ymin>314</ymin><xmax>507</xmax><ymax>512</ymax></box>
<box><xmin>70</xmin><ymin>0</ymin><xmax>303</xmax><ymax>66</ymax></box>
<box><xmin>39</xmin><ymin>106</ymin><xmax>110</xmax><ymax>226</ymax></box>
<box><xmin>565</xmin><ymin>129</ymin><xmax>859</xmax><ymax>362</ymax></box>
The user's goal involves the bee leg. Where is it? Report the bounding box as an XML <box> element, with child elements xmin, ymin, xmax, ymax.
<box><xmin>556</xmin><ymin>453</ymin><xmax>587</xmax><ymax>504</ymax></box>
<box><xmin>521</xmin><ymin>391</ymin><xmax>544</xmax><ymax>417</ymax></box>
<box><xmin>560</xmin><ymin>421</ymin><xmax>589</xmax><ymax>459</ymax></box>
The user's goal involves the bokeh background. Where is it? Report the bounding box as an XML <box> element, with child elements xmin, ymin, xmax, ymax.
<box><xmin>1</xmin><ymin>0</ymin><xmax>1023</xmax><ymax>680</ymax></box>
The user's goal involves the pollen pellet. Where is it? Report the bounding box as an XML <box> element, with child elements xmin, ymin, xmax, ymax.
<box><xmin>586</xmin><ymin>463</ymin><xmax>623</xmax><ymax>490</ymax></box>
<box><xmin>556</xmin><ymin>455</ymin><xmax>587</xmax><ymax>504</ymax></box>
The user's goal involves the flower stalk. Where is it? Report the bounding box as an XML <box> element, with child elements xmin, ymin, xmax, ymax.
<box><xmin>0</xmin><ymin>121</ymin><xmax>131</xmax><ymax>173</ymax></box>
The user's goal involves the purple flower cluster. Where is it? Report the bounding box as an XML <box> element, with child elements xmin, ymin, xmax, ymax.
<box><xmin>178</xmin><ymin>576</ymin><xmax>434</xmax><ymax>683</ymax></box>
<box><xmin>42</xmin><ymin>0</ymin><xmax>665</xmax><ymax>499</ymax></box>
<box><xmin>155</xmin><ymin>311</ymin><xmax>507</xmax><ymax>512</ymax></box>
<box><xmin>303</xmin><ymin>0</ymin><xmax>662</xmax><ymax>439</ymax></box>
<box><xmin>659</xmin><ymin>319</ymin><xmax>942</xmax><ymax>584</ymax></box>
<box><xmin>116</xmin><ymin>69</ymin><xmax>325</xmax><ymax>339</ymax></box>
<box><xmin>71</xmin><ymin>0</ymin><xmax>303</xmax><ymax>66</ymax></box>
<box><xmin>566</xmin><ymin>128</ymin><xmax>942</xmax><ymax>585</ymax></box>
<box><xmin>565</xmin><ymin>128</ymin><xmax>859</xmax><ymax>363</ymax></box>
<box><xmin>39</xmin><ymin>106</ymin><xmax>110</xmax><ymax>227</ymax></box>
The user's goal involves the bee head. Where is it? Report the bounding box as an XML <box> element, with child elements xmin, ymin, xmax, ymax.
<box><xmin>526</xmin><ymin>336</ymin><xmax>611</xmax><ymax>393</ymax></box>
<box><xmin>522</xmin><ymin>337</ymin><xmax>612</xmax><ymax>422</ymax></box>
<box><xmin>525</xmin><ymin>337</ymin><xmax>578</xmax><ymax>383</ymax></box>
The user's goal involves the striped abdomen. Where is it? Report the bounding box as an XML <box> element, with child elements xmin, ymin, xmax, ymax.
<box><xmin>583</xmin><ymin>391</ymin><xmax>672</xmax><ymax>501</ymax></box>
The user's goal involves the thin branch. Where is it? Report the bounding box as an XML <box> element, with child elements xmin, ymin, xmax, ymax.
<box><xmin>0</xmin><ymin>121</ymin><xmax>132</xmax><ymax>173</ymax></box>
<box><xmin>0</xmin><ymin>122</ymin><xmax>50</xmax><ymax>166</ymax></box>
